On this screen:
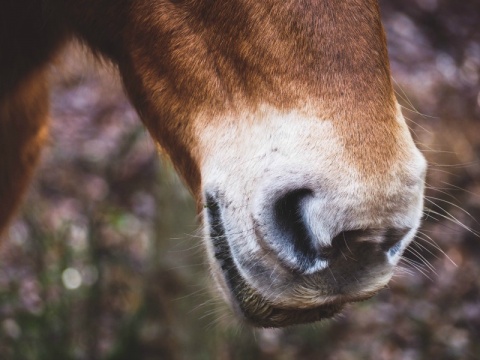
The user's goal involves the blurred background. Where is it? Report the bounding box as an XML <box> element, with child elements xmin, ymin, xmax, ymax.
<box><xmin>1</xmin><ymin>0</ymin><xmax>479</xmax><ymax>359</ymax></box>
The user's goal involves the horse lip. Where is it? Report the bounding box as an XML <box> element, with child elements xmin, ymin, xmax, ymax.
<box><xmin>205</xmin><ymin>192</ymin><xmax>347</xmax><ymax>327</ymax></box>
<box><xmin>211</xmin><ymin>228</ymin><xmax>346</xmax><ymax>327</ymax></box>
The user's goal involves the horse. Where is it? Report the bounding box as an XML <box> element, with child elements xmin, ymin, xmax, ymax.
<box><xmin>0</xmin><ymin>0</ymin><xmax>426</xmax><ymax>327</ymax></box>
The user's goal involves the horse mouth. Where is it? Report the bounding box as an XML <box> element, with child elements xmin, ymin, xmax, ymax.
<box><xmin>206</xmin><ymin>194</ymin><xmax>345</xmax><ymax>327</ymax></box>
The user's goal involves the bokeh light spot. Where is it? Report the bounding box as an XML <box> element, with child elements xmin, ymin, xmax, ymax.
<box><xmin>62</xmin><ymin>268</ymin><xmax>82</xmax><ymax>290</ymax></box>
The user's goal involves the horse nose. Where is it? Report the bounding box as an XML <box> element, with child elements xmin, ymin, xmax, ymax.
<box><xmin>262</xmin><ymin>188</ymin><xmax>411</xmax><ymax>274</ymax></box>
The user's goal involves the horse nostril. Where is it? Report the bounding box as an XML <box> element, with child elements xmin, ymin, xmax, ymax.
<box><xmin>265</xmin><ymin>188</ymin><xmax>412</xmax><ymax>273</ymax></box>
<box><xmin>273</xmin><ymin>188</ymin><xmax>318</xmax><ymax>270</ymax></box>
<box><xmin>381</xmin><ymin>228</ymin><xmax>410</xmax><ymax>256</ymax></box>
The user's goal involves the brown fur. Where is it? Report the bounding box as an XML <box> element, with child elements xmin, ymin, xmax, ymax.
<box><xmin>0</xmin><ymin>0</ymin><xmax>395</xmax><ymax>237</ymax></box>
